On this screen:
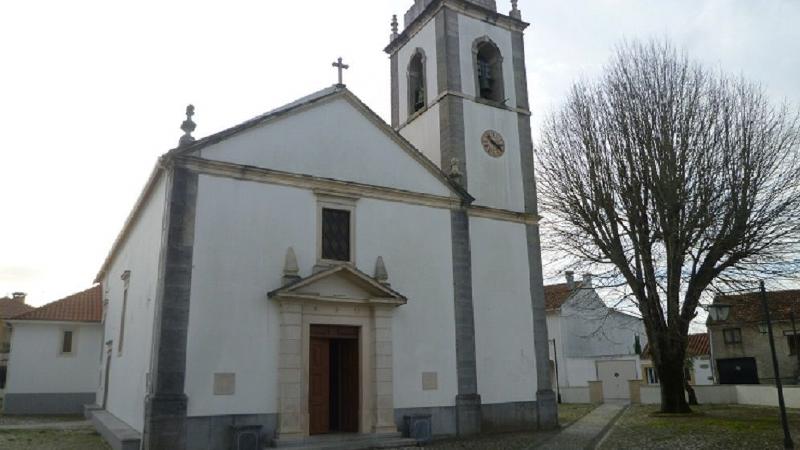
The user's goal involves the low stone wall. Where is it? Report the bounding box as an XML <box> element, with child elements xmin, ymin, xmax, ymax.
<box><xmin>638</xmin><ymin>384</ymin><xmax>800</xmax><ymax>408</ymax></box>
<box><xmin>640</xmin><ymin>385</ymin><xmax>661</xmax><ymax>404</ymax></box>
<box><xmin>559</xmin><ymin>387</ymin><xmax>590</xmax><ymax>404</ymax></box>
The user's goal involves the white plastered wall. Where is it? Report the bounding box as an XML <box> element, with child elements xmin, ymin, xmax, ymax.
<box><xmin>462</xmin><ymin>98</ymin><xmax>525</xmax><ymax>212</ymax></box>
<box><xmin>396</xmin><ymin>17</ymin><xmax>439</xmax><ymax>125</ymax></box>
<box><xmin>6</xmin><ymin>322</ymin><xmax>102</xmax><ymax>394</ymax></box>
<box><xmin>400</xmin><ymin>104</ymin><xmax>442</xmax><ymax>169</ymax></box>
<box><xmin>185</xmin><ymin>175</ymin><xmax>458</xmax><ymax>417</ymax></box>
<box><xmin>470</xmin><ymin>217</ymin><xmax>537</xmax><ymax>404</ymax></box>
<box><xmin>101</xmin><ymin>174</ymin><xmax>167</xmax><ymax>432</ymax></box>
<box><xmin>560</xmin><ymin>291</ymin><xmax>647</xmax><ymax>359</ymax></box>
<box><xmin>197</xmin><ymin>97</ymin><xmax>450</xmax><ymax>199</ymax></box>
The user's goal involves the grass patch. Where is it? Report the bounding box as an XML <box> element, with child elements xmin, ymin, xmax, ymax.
<box><xmin>600</xmin><ymin>405</ymin><xmax>800</xmax><ymax>449</ymax></box>
<box><xmin>0</xmin><ymin>428</ymin><xmax>110</xmax><ymax>450</ymax></box>
<box><xmin>558</xmin><ymin>403</ymin><xmax>597</xmax><ymax>426</ymax></box>
<box><xmin>0</xmin><ymin>415</ymin><xmax>84</xmax><ymax>426</ymax></box>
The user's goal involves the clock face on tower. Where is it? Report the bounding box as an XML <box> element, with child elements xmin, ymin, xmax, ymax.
<box><xmin>481</xmin><ymin>129</ymin><xmax>505</xmax><ymax>158</ymax></box>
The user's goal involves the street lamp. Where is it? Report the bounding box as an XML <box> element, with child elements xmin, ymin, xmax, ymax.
<box><xmin>707</xmin><ymin>303</ymin><xmax>731</xmax><ymax>322</ymax></box>
<box><xmin>549</xmin><ymin>339</ymin><xmax>562</xmax><ymax>404</ymax></box>
<box><xmin>757</xmin><ymin>281</ymin><xmax>794</xmax><ymax>450</ymax></box>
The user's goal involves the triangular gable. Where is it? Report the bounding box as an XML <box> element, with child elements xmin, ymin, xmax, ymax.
<box><xmin>268</xmin><ymin>265</ymin><xmax>407</xmax><ymax>306</ymax></box>
<box><xmin>170</xmin><ymin>86</ymin><xmax>472</xmax><ymax>202</ymax></box>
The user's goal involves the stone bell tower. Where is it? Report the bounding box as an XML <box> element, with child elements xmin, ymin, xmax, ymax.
<box><xmin>385</xmin><ymin>0</ymin><xmax>534</xmax><ymax>215</ymax></box>
<box><xmin>385</xmin><ymin>0</ymin><xmax>557</xmax><ymax>437</ymax></box>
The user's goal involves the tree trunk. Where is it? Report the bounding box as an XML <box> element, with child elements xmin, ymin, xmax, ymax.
<box><xmin>657</xmin><ymin>356</ymin><xmax>692</xmax><ymax>413</ymax></box>
<box><xmin>685</xmin><ymin>382</ymin><xmax>698</xmax><ymax>406</ymax></box>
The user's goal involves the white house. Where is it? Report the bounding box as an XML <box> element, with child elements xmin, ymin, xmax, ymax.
<box><xmin>88</xmin><ymin>1</ymin><xmax>557</xmax><ymax>449</ymax></box>
<box><xmin>545</xmin><ymin>273</ymin><xmax>647</xmax><ymax>402</ymax></box>
<box><xmin>4</xmin><ymin>285</ymin><xmax>103</xmax><ymax>414</ymax></box>
<box><xmin>641</xmin><ymin>333</ymin><xmax>714</xmax><ymax>386</ymax></box>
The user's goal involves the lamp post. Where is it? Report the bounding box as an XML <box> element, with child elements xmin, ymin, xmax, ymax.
<box><xmin>758</xmin><ymin>281</ymin><xmax>794</xmax><ymax>450</ymax></box>
<box><xmin>549</xmin><ymin>339</ymin><xmax>562</xmax><ymax>404</ymax></box>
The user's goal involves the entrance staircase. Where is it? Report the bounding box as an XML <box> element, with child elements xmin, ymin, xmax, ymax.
<box><xmin>270</xmin><ymin>432</ymin><xmax>418</xmax><ymax>449</ymax></box>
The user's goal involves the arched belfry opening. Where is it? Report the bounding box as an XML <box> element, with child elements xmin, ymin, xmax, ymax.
<box><xmin>473</xmin><ymin>37</ymin><xmax>504</xmax><ymax>103</ymax></box>
<box><xmin>408</xmin><ymin>49</ymin><xmax>426</xmax><ymax>114</ymax></box>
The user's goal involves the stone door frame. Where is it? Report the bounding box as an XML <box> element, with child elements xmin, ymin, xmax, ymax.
<box><xmin>275</xmin><ymin>299</ymin><xmax>398</xmax><ymax>438</ymax></box>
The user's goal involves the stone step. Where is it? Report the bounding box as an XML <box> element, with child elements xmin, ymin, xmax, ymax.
<box><xmin>270</xmin><ymin>432</ymin><xmax>418</xmax><ymax>450</ymax></box>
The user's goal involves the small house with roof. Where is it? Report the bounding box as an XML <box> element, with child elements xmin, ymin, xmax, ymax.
<box><xmin>545</xmin><ymin>272</ymin><xmax>647</xmax><ymax>401</ymax></box>
<box><xmin>3</xmin><ymin>285</ymin><xmax>103</xmax><ymax>414</ymax></box>
<box><xmin>708</xmin><ymin>288</ymin><xmax>800</xmax><ymax>385</ymax></box>
<box><xmin>640</xmin><ymin>333</ymin><xmax>713</xmax><ymax>386</ymax></box>
<box><xmin>0</xmin><ymin>292</ymin><xmax>34</xmax><ymax>394</ymax></box>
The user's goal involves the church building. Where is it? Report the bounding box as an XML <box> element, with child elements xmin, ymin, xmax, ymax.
<box><xmin>89</xmin><ymin>0</ymin><xmax>556</xmax><ymax>448</ymax></box>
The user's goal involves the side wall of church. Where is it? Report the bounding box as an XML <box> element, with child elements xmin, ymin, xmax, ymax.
<box><xmin>101</xmin><ymin>174</ymin><xmax>167</xmax><ymax>432</ymax></box>
<box><xmin>469</xmin><ymin>217</ymin><xmax>537</xmax><ymax>404</ymax></box>
<box><xmin>185</xmin><ymin>174</ymin><xmax>459</xmax><ymax>419</ymax></box>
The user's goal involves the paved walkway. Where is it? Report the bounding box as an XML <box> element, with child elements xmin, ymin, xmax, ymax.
<box><xmin>0</xmin><ymin>420</ymin><xmax>92</xmax><ymax>430</ymax></box>
<box><xmin>535</xmin><ymin>402</ymin><xmax>628</xmax><ymax>450</ymax></box>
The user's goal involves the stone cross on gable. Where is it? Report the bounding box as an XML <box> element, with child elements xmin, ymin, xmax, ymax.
<box><xmin>332</xmin><ymin>57</ymin><xmax>349</xmax><ymax>87</ymax></box>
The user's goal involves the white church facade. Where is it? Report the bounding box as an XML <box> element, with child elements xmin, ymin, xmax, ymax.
<box><xmin>90</xmin><ymin>0</ymin><xmax>556</xmax><ymax>448</ymax></box>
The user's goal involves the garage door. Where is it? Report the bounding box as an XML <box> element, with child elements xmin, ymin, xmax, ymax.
<box><xmin>597</xmin><ymin>360</ymin><xmax>637</xmax><ymax>400</ymax></box>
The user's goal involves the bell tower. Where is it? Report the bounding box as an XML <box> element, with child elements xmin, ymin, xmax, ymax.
<box><xmin>385</xmin><ymin>0</ymin><xmax>535</xmax><ymax>215</ymax></box>
<box><xmin>385</xmin><ymin>0</ymin><xmax>557</xmax><ymax>437</ymax></box>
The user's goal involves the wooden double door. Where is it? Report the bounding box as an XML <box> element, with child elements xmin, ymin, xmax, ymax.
<box><xmin>309</xmin><ymin>325</ymin><xmax>360</xmax><ymax>435</ymax></box>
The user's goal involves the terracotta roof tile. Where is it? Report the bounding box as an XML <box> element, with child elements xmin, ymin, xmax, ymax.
<box><xmin>711</xmin><ymin>289</ymin><xmax>800</xmax><ymax>325</ymax></box>
<box><xmin>642</xmin><ymin>333</ymin><xmax>710</xmax><ymax>359</ymax></box>
<box><xmin>0</xmin><ymin>297</ymin><xmax>35</xmax><ymax>319</ymax></box>
<box><xmin>544</xmin><ymin>283</ymin><xmax>578</xmax><ymax>311</ymax></box>
<box><xmin>12</xmin><ymin>285</ymin><xmax>102</xmax><ymax>322</ymax></box>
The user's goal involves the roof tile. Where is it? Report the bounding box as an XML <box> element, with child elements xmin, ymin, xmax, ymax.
<box><xmin>12</xmin><ymin>285</ymin><xmax>102</xmax><ymax>322</ymax></box>
<box><xmin>711</xmin><ymin>289</ymin><xmax>800</xmax><ymax>325</ymax></box>
<box><xmin>0</xmin><ymin>297</ymin><xmax>35</xmax><ymax>319</ymax></box>
<box><xmin>544</xmin><ymin>283</ymin><xmax>578</xmax><ymax>311</ymax></box>
<box><xmin>642</xmin><ymin>333</ymin><xmax>710</xmax><ymax>359</ymax></box>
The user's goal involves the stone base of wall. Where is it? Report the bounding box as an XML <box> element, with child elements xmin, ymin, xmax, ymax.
<box><xmin>132</xmin><ymin>402</ymin><xmax>543</xmax><ymax>448</ymax></box>
<box><xmin>395</xmin><ymin>401</ymin><xmax>540</xmax><ymax>437</ymax></box>
<box><xmin>186</xmin><ymin>414</ymin><xmax>277</xmax><ymax>450</ymax></box>
<box><xmin>395</xmin><ymin>406</ymin><xmax>457</xmax><ymax>436</ymax></box>
<box><xmin>482</xmin><ymin>401</ymin><xmax>538</xmax><ymax>432</ymax></box>
<box><xmin>3</xmin><ymin>392</ymin><xmax>96</xmax><ymax>415</ymax></box>
<box><xmin>87</xmin><ymin>407</ymin><xmax>141</xmax><ymax>450</ymax></box>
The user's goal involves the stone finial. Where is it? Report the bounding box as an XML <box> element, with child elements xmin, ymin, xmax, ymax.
<box><xmin>390</xmin><ymin>15</ymin><xmax>400</xmax><ymax>41</ymax></box>
<box><xmin>179</xmin><ymin>104</ymin><xmax>197</xmax><ymax>147</ymax></box>
<box><xmin>374</xmin><ymin>256</ymin><xmax>389</xmax><ymax>286</ymax></box>
<box><xmin>565</xmin><ymin>271</ymin><xmax>575</xmax><ymax>289</ymax></box>
<box><xmin>282</xmin><ymin>247</ymin><xmax>301</xmax><ymax>286</ymax></box>
<box><xmin>510</xmin><ymin>0</ymin><xmax>521</xmax><ymax>19</ymax></box>
<box><xmin>447</xmin><ymin>157</ymin><xmax>463</xmax><ymax>183</ymax></box>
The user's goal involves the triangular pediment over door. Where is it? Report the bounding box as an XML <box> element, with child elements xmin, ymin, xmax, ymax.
<box><xmin>268</xmin><ymin>264</ymin><xmax>407</xmax><ymax>306</ymax></box>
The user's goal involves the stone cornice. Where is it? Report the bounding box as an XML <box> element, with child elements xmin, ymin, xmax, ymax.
<box><xmin>174</xmin><ymin>155</ymin><xmax>539</xmax><ymax>225</ymax></box>
<box><xmin>385</xmin><ymin>0</ymin><xmax>529</xmax><ymax>56</ymax></box>
<box><xmin>397</xmin><ymin>90</ymin><xmax>531</xmax><ymax>132</ymax></box>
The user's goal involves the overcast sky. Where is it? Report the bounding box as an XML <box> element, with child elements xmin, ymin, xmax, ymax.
<box><xmin>1</xmin><ymin>0</ymin><xmax>798</xmax><ymax>307</ymax></box>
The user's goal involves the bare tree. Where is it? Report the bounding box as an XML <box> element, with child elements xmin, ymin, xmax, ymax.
<box><xmin>536</xmin><ymin>39</ymin><xmax>800</xmax><ymax>413</ymax></box>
